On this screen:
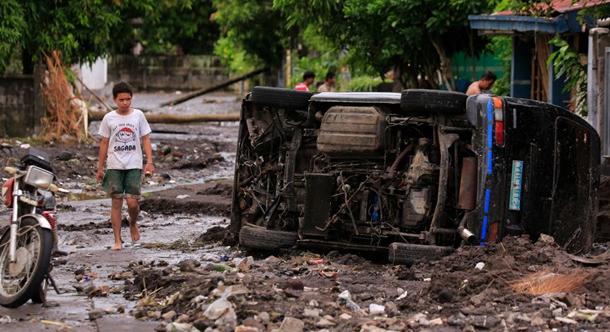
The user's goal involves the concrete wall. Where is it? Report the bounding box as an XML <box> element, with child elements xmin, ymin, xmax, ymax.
<box><xmin>107</xmin><ymin>55</ymin><xmax>230</xmax><ymax>91</ymax></box>
<box><xmin>0</xmin><ymin>76</ymin><xmax>40</xmax><ymax>137</ymax></box>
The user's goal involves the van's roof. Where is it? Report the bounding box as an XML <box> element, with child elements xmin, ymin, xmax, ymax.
<box><xmin>310</xmin><ymin>92</ymin><xmax>401</xmax><ymax>104</ymax></box>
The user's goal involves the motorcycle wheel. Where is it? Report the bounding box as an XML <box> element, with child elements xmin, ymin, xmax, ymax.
<box><xmin>0</xmin><ymin>218</ymin><xmax>53</xmax><ymax>308</ymax></box>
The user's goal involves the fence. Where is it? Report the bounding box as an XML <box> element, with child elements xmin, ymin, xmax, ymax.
<box><xmin>107</xmin><ymin>55</ymin><xmax>230</xmax><ymax>91</ymax></box>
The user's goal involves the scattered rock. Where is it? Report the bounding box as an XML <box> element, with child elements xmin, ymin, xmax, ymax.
<box><xmin>85</xmin><ymin>284</ymin><xmax>110</xmax><ymax>297</ymax></box>
<box><xmin>315</xmin><ymin>318</ymin><xmax>335</xmax><ymax>328</ymax></box>
<box><xmin>385</xmin><ymin>301</ymin><xmax>399</xmax><ymax>316</ymax></box>
<box><xmin>279</xmin><ymin>278</ymin><xmax>304</xmax><ymax>291</ymax></box>
<box><xmin>178</xmin><ymin>259</ymin><xmax>201</xmax><ymax>272</ymax></box>
<box><xmin>196</xmin><ymin>226</ymin><xmax>227</xmax><ymax>244</ymax></box>
<box><xmin>235</xmin><ymin>256</ymin><xmax>254</xmax><ymax>272</ymax></box>
<box><xmin>165</xmin><ymin>322</ymin><xmax>199</xmax><ymax>332</ymax></box>
<box><xmin>369</xmin><ymin>303</ymin><xmax>385</xmax><ymax>315</ymax></box>
<box><xmin>539</xmin><ymin>233</ymin><xmax>555</xmax><ymax>244</ymax></box>
<box><xmin>203</xmin><ymin>298</ymin><xmax>236</xmax><ymax>327</ymax></box>
<box><xmin>235</xmin><ymin>326</ymin><xmax>259</xmax><ymax>332</ymax></box>
<box><xmin>88</xmin><ymin>309</ymin><xmax>106</xmax><ymax>320</ymax></box>
<box><xmin>303</xmin><ymin>308</ymin><xmax>321</xmax><ymax>318</ymax></box>
<box><xmin>162</xmin><ymin>310</ymin><xmax>177</xmax><ymax>321</ymax></box>
<box><xmin>339</xmin><ymin>313</ymin><xmax>352</xmax><ymax>320</ymax></box>
<box><xmin>278</xmin><ymin>317</ymin><xmax>304</xmax><ymax>332</ymax></box>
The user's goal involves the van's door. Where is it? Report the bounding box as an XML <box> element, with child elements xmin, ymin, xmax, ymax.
<box><xmin>550</xmin><ymin>116</ymin><xmax>599</xmax><ymax>253</ymax></box>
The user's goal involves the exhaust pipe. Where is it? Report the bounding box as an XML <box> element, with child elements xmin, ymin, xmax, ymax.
<box><xmin>458</xmin><ymin>226</ymin><xmax>477</xmax><ymax>245</ymax></box>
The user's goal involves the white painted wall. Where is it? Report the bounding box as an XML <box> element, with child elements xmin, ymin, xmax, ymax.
<box><xmin>80</xmin><ymin>58</ymin><xmax>107</xmax><ymax>90</ymax></box>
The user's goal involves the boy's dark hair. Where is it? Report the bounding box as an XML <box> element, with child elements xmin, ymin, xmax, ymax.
<box><xmin>303</xmin><ymin>71</ymin><xmax>316</xmax><ymax>81</ymax></box>
<box><xmin>481</xmin><ymin>71</ymin><xmax>497</xmax><ymax>82</ymax></box>
<box><xmin>325</xmin><ymin>71</ymin><xmax>336</xmax><ymax>80</ymax></box>
<box><xmin>112</xmin><ymin>82</ymin><xmax>134</xmax><ymax>98</ymax></box>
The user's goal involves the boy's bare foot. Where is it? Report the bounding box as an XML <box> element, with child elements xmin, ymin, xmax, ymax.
<box><xmin>111</xmin><ymin>243</ymin><xmax>122</xmax><ymax>250</ymax></box>
<box><xmin>130</xmin><ymin>221</ymin><xmax>140</xmax><ymax>242</ymax></box>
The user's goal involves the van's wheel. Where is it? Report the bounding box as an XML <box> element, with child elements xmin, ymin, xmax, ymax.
<box><xmin>400</xmin><ymin>89</ymin><xmax>467</xmax><ymax>115</ymax></box>
<box><xmin>250</xmin><ymin>86</ymin><xmax>313</xmax><ymax>110</ymax></box>
<box><xmin>239</xmin><ymin>225</ymin><xmax>297</xmax><ymax>250</ymax></box>
<box><xmin>388</xmin><ymin>242</ymin><xmax>453</xmax><ymax>265</ymax></box>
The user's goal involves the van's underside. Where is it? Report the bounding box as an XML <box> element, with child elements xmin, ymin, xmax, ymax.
<box><xmin>231</xmin><ymin>88</ymin><xmax>600</xmax><ymax>260</ymax></box>
<box><xmin>233</xmin><ymin>95</ymin><xmax>478</xmax><ymax>259</ymax></box>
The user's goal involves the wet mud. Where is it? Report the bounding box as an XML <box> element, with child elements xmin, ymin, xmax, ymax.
<box><xmin>120</xmin><ymin>235</ymin><xmax>610</xmax><ymax>332</ymax></box>
<box><xmin>140</xmin><ymin>179</ymin><xmax>233</xmax><ymax>216</ymax></box>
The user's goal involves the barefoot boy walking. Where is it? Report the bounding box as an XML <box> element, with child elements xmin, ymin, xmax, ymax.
<box><xmin>96</xmin><ymin>82</ymin><xmax>154</xmax><ymax>250</ymax></box>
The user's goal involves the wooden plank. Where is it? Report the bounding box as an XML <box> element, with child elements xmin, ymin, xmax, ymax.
<box><xmin>89</xmin><ymin>111</ymin><xmax>239</xmax><ymax>123</ymax></box>
<box><xmin>158</xmin><ymin>67</ymin><xmax>268</xmax><ymax>107</ymax></box>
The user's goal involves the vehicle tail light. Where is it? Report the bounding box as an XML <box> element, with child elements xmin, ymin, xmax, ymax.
<box><xmin>492</xmin><ymin>97</ymin><xmax>504</xmax><ymax>147</ymax></box>
<box><xmin>42</xmin><ymin>211</ymin><xmax>57</xmax><ymax>230</ymax></box>
<box><xmin>2</xmin><ymin>179</ymin><xmax>14</xmax><ymax>208</ymax></box>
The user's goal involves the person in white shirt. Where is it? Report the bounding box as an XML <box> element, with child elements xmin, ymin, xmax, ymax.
<box><xmin>96</xmin><ymin>82</ymin><xmax>154</xmax><ymax>250</ymax></box>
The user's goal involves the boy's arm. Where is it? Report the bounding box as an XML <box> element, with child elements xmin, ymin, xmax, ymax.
<box><xmin>142</xmin><ymin>134</ymin><xmax>154</xmax><ymax>175</ymax></box>
<box><xmin>96</xmin><ymin>137</ymin><xmax>109</xmax><ymax>183</ymax></box>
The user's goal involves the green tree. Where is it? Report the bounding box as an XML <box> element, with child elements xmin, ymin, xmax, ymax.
<box><xmin>113</xmin><ymin>0</ymin><xmax>219</xmax><ymax>55</ymax></box>
<box><xmin>275</xmin><ymin>0</ymin><xmax>494</xmax><ymax>89</ymax></box>
<box><xmin>0</xmin><ymin>0</ymin><xmax>26</xmax><ymax>73</ymax></box>
<box><xmin>212</xmin><ymin>0</ymin><xmax>287</xmax><ymax>72</ymax></box>
<box><xmin>0</xmin><ymin>0</ymin><xmax>220</xmax><ymax>74</ymax></box>
<box><xmin>1</xmin><ymin>0</ymin><xmax>130</xmax><ymax>74</ymax></box>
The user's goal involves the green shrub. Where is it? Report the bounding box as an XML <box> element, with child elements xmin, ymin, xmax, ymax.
<box><xmin>346</xmin><ymin>76</ymin><xmax>387</xmax><ymax>92</ymax></box>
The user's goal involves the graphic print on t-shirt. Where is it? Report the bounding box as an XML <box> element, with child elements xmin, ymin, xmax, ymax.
<box><xmin>113</xmin><ymin>124</ymin><xmax>138</xmax><ymax>152</ymax></box>
<box><xmin>98</xmin><ymin>109</ymin><xmax>151</xmax><ymax>170</ymax></box>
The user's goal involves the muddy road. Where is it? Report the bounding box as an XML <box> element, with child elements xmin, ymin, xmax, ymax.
<box><xmin>0</xmin><ymin>92</ymin><xmax>241</xmax><ymax>331</ymax></box>
<box><xmin>0</xmin><ymin>92</ymin><xmax>609</xmax><ymax>331</ymax></box>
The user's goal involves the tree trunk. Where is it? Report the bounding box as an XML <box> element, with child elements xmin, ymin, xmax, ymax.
<box><xmin>431</xmin><ymin>39</ymin><xmax>455</xmax><ymax>91</ymax></box>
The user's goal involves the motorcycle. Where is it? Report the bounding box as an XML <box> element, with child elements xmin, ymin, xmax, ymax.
<box><xmin>0</xmin><ymin>149</ymin><xmax>66</xmax><ymax>307</ymax></box>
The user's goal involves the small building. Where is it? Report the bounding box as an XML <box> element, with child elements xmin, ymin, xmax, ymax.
<box><xmin>469</xmin><ymin>0</ymin><xmax>610</xmax><ymax>109</ymax></box>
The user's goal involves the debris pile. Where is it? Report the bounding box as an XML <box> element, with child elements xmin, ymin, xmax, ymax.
<box><xmin>119</xmin><ymin>235</ymin><xmax>609</xmax><ymax>331</ymax></box>
<box><xmin>41</xmin><ymin>51</ymin><xmax>88</xmax><ymax>142</ymax></box>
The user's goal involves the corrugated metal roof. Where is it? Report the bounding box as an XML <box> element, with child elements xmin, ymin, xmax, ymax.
<box><xmin>468</xmin><ymin>14</ymin><xmax>571</xmax><ymax>33</ymax></box>
<box><xmin>495</xmin><ymin>0</ymin><xmax>610</xmax><ymax>16</ymax></box>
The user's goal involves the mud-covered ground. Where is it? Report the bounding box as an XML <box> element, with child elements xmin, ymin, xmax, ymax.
<box><xmin>121</xmin><ymin>235</ymin><xmax>610</xmax><ymax>332</ymax></box>
<box><xmin>0</xmin><ymin>91</ymin><xmax>609</xmax><ymax>331</ymax></box>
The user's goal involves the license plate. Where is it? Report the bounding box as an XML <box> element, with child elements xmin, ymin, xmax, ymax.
<box><xmin>509</xmin><ymin>160</ymin><xmax>524</xmax><ymax>211</ymax></box>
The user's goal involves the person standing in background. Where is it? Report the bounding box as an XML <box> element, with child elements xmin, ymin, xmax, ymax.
<box><xmin>317</xmin><ymin>71</ymin><xmax>336</xmax><ymax>92</ymax></box>
<box><xmin>295</xmin><ymin>71</ymin><xmax>316</xmax><ymax>91</ymax></box>
<box><xmin>466</xmin><ymin>71</ymin><xmax>497</xmax><ymax>95</ymax></box>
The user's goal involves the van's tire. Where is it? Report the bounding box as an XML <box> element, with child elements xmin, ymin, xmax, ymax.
<box><xmin>388</xmin><ymin>242</ymin><xmax>453</xmax><ymax>265</ymax></box>
<box><xmin>239</xmin><ymin>225</ymin><xmax>297</xmax><ymax>250</ymax></box>
<box><xmin>250</xmin><ymin>86</ymin><xmax>313</xmax><ymax>110</ymax></box>
<box><xmin>400</xmin><ymin>89</ymin><xmax>467</xmax><ymax>115</ymax></box>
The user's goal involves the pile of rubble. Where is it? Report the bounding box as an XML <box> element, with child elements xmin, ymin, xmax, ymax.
<box><xmin>115</xmin><ymin>235</ymin><xmax>609</xmax><ymax>332</ymax></box>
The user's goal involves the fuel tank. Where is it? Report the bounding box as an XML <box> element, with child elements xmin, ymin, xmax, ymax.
<box><xmin>317</xmin><ymin>106</ymin><xmax>385</xmax><ymax>156</ymax></box>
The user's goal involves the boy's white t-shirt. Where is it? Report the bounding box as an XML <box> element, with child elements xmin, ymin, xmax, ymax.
<box><xmin>98</xmin><ymin>109</ymin><xmax>152</xmax><ymax>170</ymax></box>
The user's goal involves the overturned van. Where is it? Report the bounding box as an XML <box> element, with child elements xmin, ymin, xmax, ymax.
<box><xmin>229</xmin><ymin>87</ymin><xmax>600</xmax><ymax>262</ymax></box>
